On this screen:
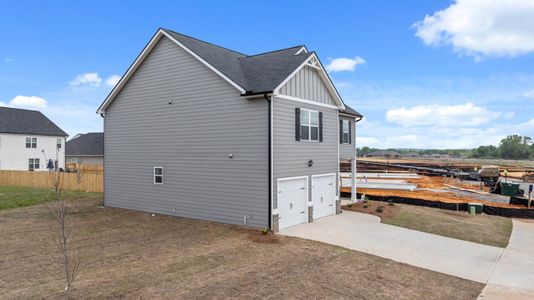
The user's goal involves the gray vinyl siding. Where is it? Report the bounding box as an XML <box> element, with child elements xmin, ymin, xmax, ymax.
<box><xmin>279</xmin><ymin>65</ymin><xmax>336</xmax><ymax>105</ymax></box>
<box><xmin>104</xmin><ymin>36</ymin><xmax>269</xmax><ymax>228</ymax></box>
<box><xmin>339</xmin><ymin>115</ymin><xmax>357</xmax><ymax>160</ymax></box>
<box><xmin>272</xmin><ymin>96</ymin><xmax>339</xmax><ymax>209</ymax></box>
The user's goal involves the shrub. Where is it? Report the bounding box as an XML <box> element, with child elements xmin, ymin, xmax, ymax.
<box><xmin>376</xmin><ymin>206</ymin><xmax>385</xmax><ymax>213</ymax></box>
<box><xmin>262</xmin><ymin>227</ymin><xmax>270</xmax><ymax>235</ymax></box>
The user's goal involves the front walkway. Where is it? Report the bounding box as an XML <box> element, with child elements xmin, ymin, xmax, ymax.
<box><xmin>478</xmin><ymin>219</ymin><xmax>534</xmax><ymax>299</ymax></box>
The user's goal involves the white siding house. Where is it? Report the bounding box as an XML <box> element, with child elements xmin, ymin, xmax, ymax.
<box><xmin>0</xmin><ymin>107</ymin><xmax>67</xmax><ymax>171</ymax></box>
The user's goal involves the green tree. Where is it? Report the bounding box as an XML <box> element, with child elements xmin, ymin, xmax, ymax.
<box><xmin>499</xmin><ymin>135</ymin><xmax>532</xmax><ymax>160</ymax></box>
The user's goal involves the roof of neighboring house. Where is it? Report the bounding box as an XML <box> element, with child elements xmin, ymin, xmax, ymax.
<box><xmin>66</xmin><ymin>132</ymin><xmax>104</xmax><ymax>156</ymax></box>
<box><xmin>339</xmin><ymin>104</ymin><xmax>363</xmax><ymax>118</ymax></box>
<box><xmin>99</xmin><ymin>29</ymin><xmax>350</xmax><ymax>113</ymax></box>
<box><xmin>164</xmin><ymin>29</ymin><xmax>314</xmax><ymax>94</ymax></box>
<box><xmin>0</xmin><ymin>106</ymin><xmax>67</xmax><ymax>136</ymax></box>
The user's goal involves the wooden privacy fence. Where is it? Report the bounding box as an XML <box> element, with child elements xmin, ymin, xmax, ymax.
<box><xmin>0</xmin><ymin>170</ymin><xmax>103</xmax><ymax>192</ymax></box>
<box><xmin>65</xmin><ymin>163</ymin><xmax>104</xmax><ymax>175</ymax></box>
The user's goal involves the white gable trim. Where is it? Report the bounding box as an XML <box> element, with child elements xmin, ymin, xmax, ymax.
<box><xmin>273</xmin><ymin>53</ymin><xmax>345</xmax><ymax>110</ymax></box>
<box><xmin>295</xmin><ymin>46</ymin><xmax>308</xmax><ymax>55</ymax></box>
<box><xmin>97</xmin><ymin>29</ymin><xmax>246</xmax><ymax>114</ymax></box>
<box><xmin>274</xmin><ymin>94</ymin><xmax>339</xmax><ymax>110</ymax></box>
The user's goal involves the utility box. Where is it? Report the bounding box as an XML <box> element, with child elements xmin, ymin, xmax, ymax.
<box><xmin>468</xmin><ymin>203</ymin><xmax>483</xmax><ymax>214</ymax></box>
<box><xmin>500</xmin><ymin>182</ymin><xmax>520</xmax><ymax>196</ymax></box>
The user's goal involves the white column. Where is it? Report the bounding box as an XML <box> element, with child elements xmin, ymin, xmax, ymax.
<box><xmin>351</xmin><ymin>119</ymin><xmax>357</xmax><ymax>203</ymax></box>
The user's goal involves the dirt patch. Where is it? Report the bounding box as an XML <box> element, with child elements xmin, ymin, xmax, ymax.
<box><xmin>246</xmin><ymin>230</ymin><xmax>281</xmax><ymax>244</ymax></box>
<box><xmin>343</xmin><ymin>201</ymin><xmax>400</xmax><ymax>219</ymax></box>
<box><xmin>0</xmin><ymin>197</ymin><xmax>484</xmax><ymax>299</ymax></box>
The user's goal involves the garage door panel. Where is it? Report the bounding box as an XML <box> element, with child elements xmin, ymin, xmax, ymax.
<box><xmin>278</xmin><ymin>177</ymin><xmax>308</xmax><ymax>229</ymax></box>
<box><xmin>312</xmin><ymin>173</ymin><xmax>336</xmax><ymax>220</ymax></box>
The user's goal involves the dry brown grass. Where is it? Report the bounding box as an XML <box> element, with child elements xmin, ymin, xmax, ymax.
<box><xmin>343</xmin><ymin>201</ymin><xmax>512</xmax><ymax>248</ymax></box>
<box><xmin>0</xmin><ymin>198</ymin><xmax>484</xmax><ymax>299</ymax></box>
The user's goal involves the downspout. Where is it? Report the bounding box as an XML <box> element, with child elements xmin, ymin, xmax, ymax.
<box><xmin>263</xmin><ymin>93</ymin><xmax>272</xmax><ymax>230</ymax></box>
<box><xmin>100</xmin><ymin>113</ymin><xmax>105</xmax><ymax>207</ymax></box>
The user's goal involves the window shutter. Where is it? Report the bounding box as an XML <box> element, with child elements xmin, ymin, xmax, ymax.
<box><xmin>295</xmin><ymin>108</ymin><xmax>301</xmax><ymax>141</ymax></box>
<box><xmin>349</xmin><ymin>121</ymin><xmax>352</xmax><ymax>144</ymax></box>
<box><xmin>339</xmin><ymin>119</ymin><xmax>343</xmax><ymax>144</ymax></box>
<box><xmin>319</xmin><ymin>112</ymin><xmax>323</xmax><ymax>142</ymax></box>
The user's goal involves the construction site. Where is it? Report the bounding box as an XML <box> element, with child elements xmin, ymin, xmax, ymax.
<box><xmin>340</xmin><ymin>157</ymin><xmax>534</xmax><ymax>218</ymax></box>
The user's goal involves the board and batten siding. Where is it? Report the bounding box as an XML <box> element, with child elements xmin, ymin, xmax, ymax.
<box><xmin>272</xmin><ymin>96</ymin><xmax>339</xmax><ymax>210</ymax></box>
<box><xmin>339</xmin><ymin>115</ymin><xmax>357</xmax><ymax>160</ymax></box>
<box><xmin>104</xmin><ymin>36</ymin><xmax>269</xmax><ymax>228</ymax></box>
<box><xmin>278</xmin><ymin>65</ymin><xmax>336</xmax><ymax>106</ymax></box>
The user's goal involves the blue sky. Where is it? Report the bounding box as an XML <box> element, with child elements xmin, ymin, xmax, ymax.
<box><xmin>1</xmin><ymin>0</ymin><xmax>534</xmax><ymax>149</ymax></box>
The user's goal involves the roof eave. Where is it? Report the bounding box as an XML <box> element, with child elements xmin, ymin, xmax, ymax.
<box><xmin>97</xmin><ymin>28</ymin><xmax>247</xmax><ymax>114</ymax></box>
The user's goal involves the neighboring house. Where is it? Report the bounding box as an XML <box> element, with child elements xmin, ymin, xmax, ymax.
<box><xmin>0</xmin><ymin>107</ymin><xmax>67</xmax><ymax>171</ymax></box>
<box><xmin>97</xmin><ymin>28</ymin><xmax>362</xmax><ymax>231</ymax></box>
<box><xmin>366</xmin><ymin>150</ymin><xmax>401</xmax><ymax>158</ymax></box>
<box><xmin>66</xmin><ymin>132</ymin><xmax>104</xmax><ymax>165</ymax></box>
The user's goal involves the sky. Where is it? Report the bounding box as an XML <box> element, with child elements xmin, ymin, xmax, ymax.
<box><xmin>1</xmin><ymin>0</ymin><xmax>534</xmax><ymax>149</ymax></box>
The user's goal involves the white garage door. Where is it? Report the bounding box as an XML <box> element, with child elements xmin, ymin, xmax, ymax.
<box><xmin>278</xmin><ymin>176</ymin><xmax>308</xmax><ymax>230</ymax></box>
<box><xmin>312</xmin><ymin>173</ymin><xmax>336</xmax><ymax>220</ymax></box>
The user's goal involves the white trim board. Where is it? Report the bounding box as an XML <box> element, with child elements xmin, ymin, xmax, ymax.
<box><xmin>97</xmin><ymin>29</ymin><xmax>246</xmax><ymax>114</ymax></box>
<box><xmin>273</xmin><ymin>94</ymin><xmax>339</xmax><ymax>110</ymax></box>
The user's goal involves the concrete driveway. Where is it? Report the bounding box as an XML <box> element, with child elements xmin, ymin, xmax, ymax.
<box><xmin>280</xmin><ymin>211</ymin><xmax>534</xmax><ymax>298</ymax></box>
<box><xmin>280</xmin><ymin>211</ymin><xmax>503</xmax><ymax>282</ymax></box>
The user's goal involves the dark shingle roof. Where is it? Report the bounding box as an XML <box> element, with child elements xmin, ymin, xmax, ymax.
<box><xmin>66</xmin><ymin>133</ymin><xmax>104</xmax><ymax>156</ymax></box>
<box><xmin>163</xmin><ymin>29</ymin><xmax>314</xmax><ymax>94</ymax></box>
<box><xmin>0</xmin><ymin>107</ymin><xmax>67</xmax><ymax>136</ymax></box>
<box><xmin>340</xmin><ymin>104</ymin><xmax>363</xmax><ymax>118</ymax></box>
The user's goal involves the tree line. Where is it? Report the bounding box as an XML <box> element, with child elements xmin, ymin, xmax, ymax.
<box><xmin>357</xmin><ymin>134</ymin><xmax>534</xmax><ymax>160</ymax></box>
<box><xmin>471</xmin><ymin>135</ymin><xmax>533</xmax><ymax>160</ymax></box>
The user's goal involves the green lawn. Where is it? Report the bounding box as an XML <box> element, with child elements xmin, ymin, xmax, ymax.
<box><xmin>0</xmin><ymin>185</ymin><xmax>102</xmax><ymax>210</ymax></box>
<box><xmin>343</xmin><ymin>200</ymin><xmax>513</xmax><ymax>248</ymax></box>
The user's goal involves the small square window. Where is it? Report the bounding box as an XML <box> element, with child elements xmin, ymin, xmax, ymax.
<box><xmin>154</xmin><ymin>167</ymin><xmax>163</xmax><ymax>184</ymax></box>
<box><xmin>26</xmin><ymin>137</ymin><xmax>37</xmax><ymax>148</ymax></box>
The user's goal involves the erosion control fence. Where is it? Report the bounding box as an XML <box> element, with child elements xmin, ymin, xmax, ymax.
<box><xmin>348</xmin><ymin>193</ymin><xmax>534</xmax><ymax>219</ymax></box>
<box><xmin>0</xmin><ymin>170</ymin><xmax>103</xmax><ymax>192</ymax></box>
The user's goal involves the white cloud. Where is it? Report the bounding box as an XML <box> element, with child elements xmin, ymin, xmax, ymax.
<box><xmin>8</xmin><ymin>95</ymin><xmax>47</xmax><ymax>109</ymax></box>
<box><xmin>4</xmin><ymin>57</ymin><xmax>13</xmax><ymax>63</ymax></box>
<box><xmin>356</xmin><ymin>136</ymin><xmax>379</xmax><ymax>146</ymax></box>
<box><xmin>105</xmin><ymin>75</ymin><xmax>121</xmax><ymax>87</ymax></box>
<box><xmin>523</xmin><ymin>89</ymin><xmax>534</xmax><ymax>99</ymax></box>
<box><xmin>326</xmin><ymin>56</ymin><xmax>365</xmax><ymax>72</ymax></box>
<box><xmin>386</xmin><ymin>103</ymin><xmax>502</xmax><ymax>127</ymax></box>
<box><xmin>412</xmin><ymin>0</ymin><xmax>534</xmax><ymax>59</ymax></box>
<box><xmin>69</xmin><ymin>72</ymin><xmax>102</xmax><ymax>87</ymax></box>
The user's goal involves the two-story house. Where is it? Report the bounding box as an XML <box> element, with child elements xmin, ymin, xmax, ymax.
<box><xmin>97</xmin><ymin>28</ymin><xmax>362</xmax><ymax>231</ymax></box>
<box><xmin>0</xmin><ymin>107</ymin><xmax>67</xmax><ymax>171</ymax></box>
<box><xmin>66</xmin><ymin>132</ymin><xmax>104</xmax><ymax>166</ymax></box>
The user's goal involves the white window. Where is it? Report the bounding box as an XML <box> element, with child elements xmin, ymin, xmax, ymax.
<box><xmin>154</xmin><ymin>167</ymin><xmax>163</xmax><ymax>184</ymax></box>
<box><xmin>342</xmin><ymin>120</ymin><xmax>350</xmax><ymax>144</ymax></box>
<box><xmin>28</xmin><ymin>158</ymin><xmax>40</xmax><ymax>171</ymax></box>
<box><xmin>26</xmin><ymin>137</ymin><xmax>37</xmax><ymax>148</ymax></box>
<box><xmin>57</xmin><ymin>138</ymin><xmax>62</xmax><ymax>149</ymax></box>
<box><xmin>300</xmin><ymin>109</ymin><xmax>319</xmax><ymax>141</ymax></box>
